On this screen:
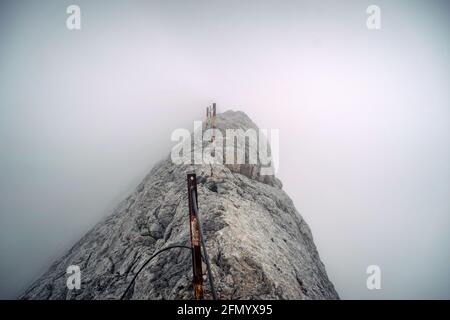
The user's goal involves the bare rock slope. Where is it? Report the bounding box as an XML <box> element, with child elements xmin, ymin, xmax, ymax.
<box><xmin>21</xmin><ymin>110</ymin><xmax>339</xmax><ymax>300</ymax></box>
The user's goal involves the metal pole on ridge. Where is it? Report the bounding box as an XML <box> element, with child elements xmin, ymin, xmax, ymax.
<box><xmin>187</xmin><ymin>173</ymin><xmax>204</xmax><ymax>300</ymax></box>
<box><xmin>212</xmin><ymin>103</ymin><xmax>216</xmax><ymax>142</ymax></box>
<box><xmin>186</xmin><ymin>173</ymin><xmax>218</xmax><ymax>300</ymax></box>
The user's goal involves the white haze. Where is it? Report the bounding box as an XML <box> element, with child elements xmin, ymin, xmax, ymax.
<box><xmin>0</xmin><ymin>0</ymin><xmax>449</xmax><ymax>299</ymax></box>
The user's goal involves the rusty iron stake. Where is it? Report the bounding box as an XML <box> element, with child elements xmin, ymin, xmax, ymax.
<box><xmin>187</xmin><ymin>173</ymin><xmax>204</xmax><ymax>300</ymax></box>
<box><xmin>212</xmin><ymin>103</ymin><xmax>216</xmax><ymax>142</ymax></box>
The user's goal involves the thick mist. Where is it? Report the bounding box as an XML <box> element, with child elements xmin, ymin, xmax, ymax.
<box><xmin>0</xmin><ymin>0</ymin><xmax>449</xmax><ymax>299</ymax></box>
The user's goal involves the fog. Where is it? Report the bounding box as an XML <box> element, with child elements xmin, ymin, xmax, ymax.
<box><xmin>0</xmin><ymin>0</ymin><xmax>449</xmax><ymax>299</ymax></box>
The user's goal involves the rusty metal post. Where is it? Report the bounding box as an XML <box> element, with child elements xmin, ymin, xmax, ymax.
<box><xmin>187</xmin><ymin>173</ymin><xmax>204</xmax><ymax>300</ymax></box>
<box><xmin>212</xmin><ymin>103</ymin><xmax>216</xmax><ymax>142</ymax></box>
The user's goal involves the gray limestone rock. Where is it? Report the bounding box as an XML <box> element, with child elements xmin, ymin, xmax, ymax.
<box><xmin>20</xmin><ymin>110</ymin><xmax>339</xmax><ymax>300</ymax></box>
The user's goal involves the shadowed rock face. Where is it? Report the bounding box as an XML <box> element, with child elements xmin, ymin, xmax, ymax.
<box><xmin>20</xmin><ymin>110</ymin><xmax>339</xmax><ymax>300</ymax></box>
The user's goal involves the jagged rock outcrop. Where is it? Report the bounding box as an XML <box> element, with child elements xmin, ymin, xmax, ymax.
<box><xmin>20</xmin><ymin>110</ymin><xmax>339</xmax><ymax>300</ymax></box>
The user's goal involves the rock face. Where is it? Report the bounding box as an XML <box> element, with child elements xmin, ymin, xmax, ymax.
<box><xmin>20</xmin><ymin>110</ymin><xmax>339</xmax><ymax>300</ymax></box>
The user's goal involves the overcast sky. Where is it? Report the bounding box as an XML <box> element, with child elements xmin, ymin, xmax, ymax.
<box><xmin>0</xmin><ymin>0</ymin><xmax>449</xmax><ymax>299</ymax></box>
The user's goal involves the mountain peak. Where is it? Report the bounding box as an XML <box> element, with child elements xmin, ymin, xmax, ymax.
<box><xmin>21</xmin><ymin>110</ymin><xmax>338</xmax><ymax>300</ymax></box>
